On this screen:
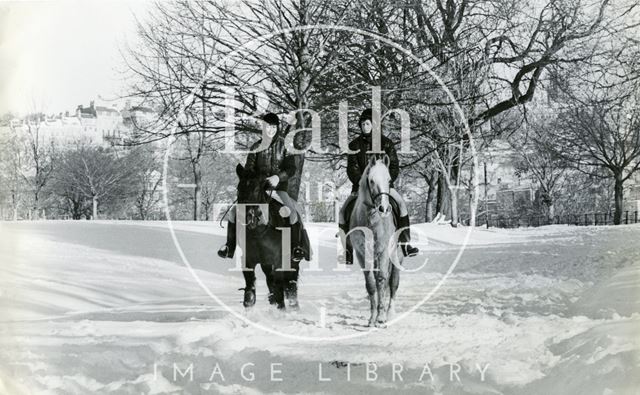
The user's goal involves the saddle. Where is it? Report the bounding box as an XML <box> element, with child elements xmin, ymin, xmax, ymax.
<box><xmin>345</xmin><ymin>195</ymin><xmax>401</xmax><ymax>229</ymax></box>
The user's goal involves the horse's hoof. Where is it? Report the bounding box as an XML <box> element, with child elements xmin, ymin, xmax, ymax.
<box><xmin>268</xmin><ymin>293</ymin><xmax>277</xmax><ymax>305</ymax></box>
<box><xmin>284</xmin><ymin>281</ymin><xmax>299</xmax><ymax>310</ymax></box>
<box><xmin>242</xmin><ymin>288</ymin><xmax>256</xmax><ymax>308</ymax></box>
<box><xmin>375</xmin><ymin>321</ymin><xmax>387</xmax><ymax>328</ymax></box>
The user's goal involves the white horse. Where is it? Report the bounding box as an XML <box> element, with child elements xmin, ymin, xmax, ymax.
<box><xmin>348</xmin><ymin>154</ymin><xmax>402</xmax><ymax>327</ymax></box>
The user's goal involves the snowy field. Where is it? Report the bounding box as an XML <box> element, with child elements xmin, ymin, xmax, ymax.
<box><xmin>0</xmin><ymin>220</ymin><xmax>639</xmax><ymax>394</ymax></box>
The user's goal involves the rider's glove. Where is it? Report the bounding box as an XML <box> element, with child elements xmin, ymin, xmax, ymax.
<box><xmin>266</xmin><ymin>175</ymin><xmax>280</xmax><ymax>187</ymax></box>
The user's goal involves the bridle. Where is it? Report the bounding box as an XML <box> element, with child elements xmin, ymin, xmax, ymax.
<box><xmin>245</xmin><ymin>178</ymin><xmax>272</xmax><ymax>214</ymax></box>
<box><xmin>363</xmin><ymin>169</ymin><xmax>393</xmax><ymax>211</ymax></box>
<box><xmin>220</xmin><ymin>178</ymin><xmax>275</xmax><ymax>230</ymax></box>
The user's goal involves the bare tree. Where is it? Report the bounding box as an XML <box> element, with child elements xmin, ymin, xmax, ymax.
<box><xmin>313</xmin><ymin>0</ymin><xmax>624</xmax><ymax>225</ymax></box>
<box><xmin>55</xmin><ymin>145</ymin><xmax>136</xmax><ymax>219</ymax></box>
<box><xmin>9</xmin><ymin>113</ymin><xmax>56</xmax><ymax>219</ymax></box>
<box><xmin>506</xmin><ymin>105</ymin><xmax>570</xmax><ymax>221</ymax></box>
<box><xmin>0</xmin><ymin>123</ymin><xmax>26</xmax><ymax>220</ymax></box>
<box><xmin>553</xmin><ymin>81</ymin><xmax>640</xmax><ymax>224</ymax></box>
<box><xmin>129</xmin><ymin>146</ymin><xmax>163</xmax><ymax>220</ymax></box>
<box><xmin>122</xmin><ymin>0</ymin><xmax>633</xmax><ymax>226</ymax></box>
<box><xmin>124</xmin><ymin>0</ymin><xmax>358</xmax><ymax>207</ymax></box>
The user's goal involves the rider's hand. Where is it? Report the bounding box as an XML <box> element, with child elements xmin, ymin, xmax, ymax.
<box><xmin>266</xmin><ymin>175</ymin><xmax>280</xmax><ymax>187</ymax></box>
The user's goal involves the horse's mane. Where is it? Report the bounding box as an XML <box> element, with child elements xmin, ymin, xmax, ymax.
<box><xmin>358</xmin><ymin>162</ymin><xmax>372</xmax><ymax>192</ymax></box>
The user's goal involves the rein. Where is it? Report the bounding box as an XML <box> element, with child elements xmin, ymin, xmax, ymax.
<box><xmin>362</xmin><ymin>172</ymin><xmax>392</xmax><ymax>211</ymax></box>
<box><xmin>219</xmin><ymin>198</ymin><xmax>238</xmax><ymax>228</ymax></box>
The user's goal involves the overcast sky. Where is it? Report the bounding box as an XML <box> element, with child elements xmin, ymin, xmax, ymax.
<box><xmin>0</xmin><ymin>0</ymin><xmax>151</xmax><ymax>115</ymax></box>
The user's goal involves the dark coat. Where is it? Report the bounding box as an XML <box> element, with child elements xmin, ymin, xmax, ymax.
<box><xmin>347</xmin><ymin>133</ymin><xmax>399</xmax><ymax>193</ymax></box>
<box><xmin>244</xmin><ymin>135</ymin><xmax>296</xmax><ymax>192</ymax></box>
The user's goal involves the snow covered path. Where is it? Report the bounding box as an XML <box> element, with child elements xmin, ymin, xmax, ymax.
<box><xmin>0</xmin><ymin>221</ymin><xmax>638</xmax><ymax>394</ymax></box>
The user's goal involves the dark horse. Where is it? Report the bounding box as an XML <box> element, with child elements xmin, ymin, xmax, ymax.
<box><xmin>235</xmin><ymin>164</ymin><xmax>300</xmax><ymax>310</ymax></box>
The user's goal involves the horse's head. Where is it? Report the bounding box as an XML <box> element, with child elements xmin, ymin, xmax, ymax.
<box><xmin>362</xmin><ymin>154</ymin><xmax>392</xmax><ymax>217</ymax></box>
<box><xmin>236</xmin><ymin>164</ymin><xmax>269</xmax><ymax>230</ymax></box>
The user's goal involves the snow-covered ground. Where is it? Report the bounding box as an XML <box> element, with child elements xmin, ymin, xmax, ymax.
<box><xmin>0</xmin><ymin>221</ymin><xmax>638</xmax><ymax>394</ymax></box>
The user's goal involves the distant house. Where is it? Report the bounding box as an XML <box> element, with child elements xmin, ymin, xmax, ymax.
<box><xmin>8</xmin><ymin>99</ymin><xmax>156</xmax><ymax>148</ymax></box>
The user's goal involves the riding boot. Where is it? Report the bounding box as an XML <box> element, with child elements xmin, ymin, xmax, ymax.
<box><xmin>338</xmin><ymin>222</ymin><xmax>353</xmax><ymax>265</ymax></box>
<box><xmin>290</xmin><ymin>221</ymin><xmax>310</xmax><ymax>262</ymax></box>
<box><xmin>398</xmin><ymin>215</ymin><xmax>419</xmax><ymax>257</ymax></box>
<box><xmin>217</xmin><ymin>221</ymin><xmax>236</xmax><ymax>259</ymax></box>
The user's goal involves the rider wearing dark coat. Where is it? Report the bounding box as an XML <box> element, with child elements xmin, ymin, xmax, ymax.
<box><xmin>218</xmin><ymin>113</ymin><xmax>310</xmax><ymax>262</ymax></box>
<box><xmin>339</xmin><ymin>108</ymin><xmax>419</xmax><ymax>264</ymax></box>
<box><xmin>243</xmin><ymin>133</ymin><xmax>296</xmax><ymax>192</ymax></box>
<box><xmin>347</xmin><ymin>130</ymin><xmax>400</xmax><ymax>194</ymax></box>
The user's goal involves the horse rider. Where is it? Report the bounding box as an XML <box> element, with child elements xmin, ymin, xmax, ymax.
<box><xmin>338</xmin><ymin>108</ymin><xmax>419</xmax><ymax>264</ymax></box>
<box><xmin>218</xmin><ymin>113</ymin><xmax>311</xmax><ymax>262</ymax></box>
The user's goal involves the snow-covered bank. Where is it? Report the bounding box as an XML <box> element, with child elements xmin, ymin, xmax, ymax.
<box><xmin>0</xmin><ymin>221</ymin><xmax>638</xmax><ymax>394</ymax></box>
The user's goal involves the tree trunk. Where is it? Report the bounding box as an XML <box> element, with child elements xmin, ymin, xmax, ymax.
<box><xmin>289</xmin><ymin>3</ymin><xmax>310</xmax><ymax>202</ymax></box>
<box><xmin>33</xmin><ymin>193</ymin><xmax>39</xmax><ymax>220</ymax></box>
<box><xmin>203</xmin><ymin>201</ymin><xmax>210</xmax><ymax>221</ymax></box>
<box><xmin>92</xmin><ymin>196</ymin><xmax>98</xmax><ymax>220</ymax></box>
<box><xmin>450</xmin><ymin>187</ymin><xmax>459</xmax><ymax>227</ymax></box>
<box><xmin>11</xmin><ymin>190</ymin><xmax>18</xmax><ymax>221</ymax></box>
<box><xmin>449</xmin><ymin>161</ymin><xmax>460</xmax><ymax>227</ymax></box>
<box><xmin>436</xmin><ymin>174</ymin><xmax>450</xmax><ymax>220</ymax></box>
<box><xmin>192</xmin><ymin>166</ymin><xmax>202</xmax><ymax>221</ymax></box>
<box><xmin>288</xmin><ymin>154</ymin><xmax>305</xmax><ymax>200</ymax></box>
<box><xmin>613</xmin><ymin>175</ymin><xmax>624</xmax><ymax>225</ymax></box>
<box><xmin>138</xmin><ymin>203</ymin><xmax>146</xmax><ymax>221</ymax></box>
<box><xmin>69</xmin><ymin>197</ymin><xmax>82</xmax><ymax>220</ymax></box>
<box><xmin>287</xmin><ymin>106</ymin><xmax>309</xmax><ymax>201</ymax></box>
<box><xmin>424</xmin><ymin>177</ymin><xmax>436</xmax><ymax>222</ymax></box>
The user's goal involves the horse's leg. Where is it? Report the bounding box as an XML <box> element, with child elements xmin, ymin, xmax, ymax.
<box><xmin>273</xmin><ymin>260</ymin><xmax>299</xmax><ymax>310</ymax></box>
<box><xmin>388</xmin><ymin>257</ymin><xmax>401</xmax><ymax>319</ymax></box>
<box><xmin>260</xmin><ymin>263</ymin><xmax>277</xmax><ymax>305</ymax></box>
<box><xmin>365</xmin><ymin>271</ymin><xmax>378</xmax><ymax>327</ymax></box>
<box><xmin>272</xmin><ymin>267</ymin><xmax>286</xmax><ymax>310</ymax></box>
<box><xmin>242</xmin><ymin>265</ymin><xmax>257</xmax><ymax>308</ymax></box>
<box><xmin>284</xmin><ymin>259</ymin><xmax>300</xmax><ymax>310</ymax></box>
<box><xmin>358</xmin><ymin>249</ymin><xmax>378</xmax><ymax>326</ymax></box>
<box><xmin>265</xmin><ymin>230</ymin><xmax>287</xmax><ymax>310</ymax></box>
<box><xmin>374</xmin><ymin>252</ymin><xmax>395</xmax><ymax>327</ymax></box>
<box><xmin>375</xmin><ymin>266</ymin><xmax>390</xmax><ymax>327</ymax></box>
